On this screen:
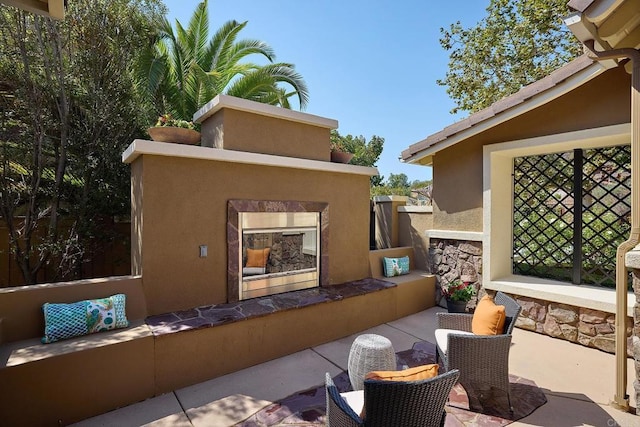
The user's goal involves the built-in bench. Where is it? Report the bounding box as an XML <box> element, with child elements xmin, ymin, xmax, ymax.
<box><xmin>0</xmin><ymin>257</ymin><xmax>435</xmax><ymax>426</ymax></box>
<box><xmin>0</xmin><ymin>276</ymin><xmax>153</xmax><ymax>426</ymax></box>
<box><xmin>369</xmin><ymin>246</ymin><xmax>436</xmax><ymax>317</ymax></box>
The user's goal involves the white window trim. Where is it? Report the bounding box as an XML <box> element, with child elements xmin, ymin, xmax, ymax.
<box><xmin>483</xmin><ymin>123</ymin><xmax>634</xmax><ymax>316</ymax></box>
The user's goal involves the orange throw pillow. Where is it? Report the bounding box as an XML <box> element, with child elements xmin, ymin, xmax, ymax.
<box><xmin>472</xmin><ymin>295</ymin><xmax>506</xmax><ymax>335</ymax></box>
<box><xmin>245</xmin><ymin>248</ymin><xmax>271</xmax><ymax>268</ymax></box>
<box><xmin>365</xmin><ymin>364</ymin><xmax>439</xmax><ymax>382</ymax></box>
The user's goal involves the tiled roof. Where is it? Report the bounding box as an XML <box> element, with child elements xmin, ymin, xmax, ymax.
<box><xmin>401</xmin><ymin>55</ymin><xmax>600</xmax><ymax>164</ymax></box>
<box><xmin>567</xmin><ymin>0</ymin><xmax>597</xmax><ymax>13</ymax></box>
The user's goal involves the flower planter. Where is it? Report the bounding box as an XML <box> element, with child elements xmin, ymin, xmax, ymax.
<box><xmin>446</xmin><ymin>299</ymin><xmax>468</xmax><ymax>313</ymax></box>
<box><xmin>147</xmin><ymin>127</ymin><xmax>201</xmax><ymax>145</ymax></box>
<box><xmin>330</xmin><ymin>151</ymin><xmax>354</xmax><ymax>164</ymax></box>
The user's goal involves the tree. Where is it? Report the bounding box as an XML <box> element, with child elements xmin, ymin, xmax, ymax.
<box><xmin>135</xmin><ymin>0</ymin><xmax>309</xmax><ymax>123</ymax></box>
<box><xmin>0</xmin><ymin>0</ymin><xmax>165</xmax><ymax>284</ymax></box>
<box><xmin>387</xmin><ymin>173</ymin><xmax>410</xmax><ymax>189</ymax></box>
<box><xmin>438</xmin><ymin>0</ymin><xmax>582</xmax><ymax>114</ymax></box>
<box><xmin>330</xmin><ymin>130</ymin><xmax>384</xmax><ymax>186</ymax></box>
<box><xmin>370</xmin><ymin>173</ymin><xmax>412</xmax><ymax>197</ymax></box>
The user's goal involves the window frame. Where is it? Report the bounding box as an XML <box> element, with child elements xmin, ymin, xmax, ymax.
<box><xmin>482</xmin><ymin>123</ymin><xmax>633</xmax><ymax>315</ymax></box>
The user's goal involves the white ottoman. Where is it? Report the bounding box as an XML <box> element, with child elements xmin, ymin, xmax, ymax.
<box><xmin>347</xmin><ymin>334</ymin><xmax>396</xmax><ymax>391</ymax></box>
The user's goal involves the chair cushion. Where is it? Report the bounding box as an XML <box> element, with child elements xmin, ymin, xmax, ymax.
<box><xmin>340</xmin><ymin>390</ymin><xmax>364</xmax><ymax>418</ymax></box>
<box><xmin>245</xmin><ymin>247</ymin><xmax>270</xmax><ymax>268</ymax></box>
<box><xmin>434</xmin><ymin>328</ymin><xmax>474</xmax><ymax>354</ymax></box>
<box><xmin>472</xmin><ymin>295</ymin><xmax>507</xmax><ymax>335</ymax></box>
<box><xmin>365</xmin><ymin>364</ymin><xmax>439</xmax><ymax>382</ymax></box>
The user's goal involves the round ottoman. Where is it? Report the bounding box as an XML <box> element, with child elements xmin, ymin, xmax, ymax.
<box><xmin>347</xmin><ymin>334</ymin><xmax>396</xmax><ymax>391</ymax></box>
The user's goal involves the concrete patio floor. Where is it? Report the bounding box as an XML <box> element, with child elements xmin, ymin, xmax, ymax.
<box><xmin>72</xmin><ymin>306</ymin><xmax>639</xmax><ymax>427</ymax></box>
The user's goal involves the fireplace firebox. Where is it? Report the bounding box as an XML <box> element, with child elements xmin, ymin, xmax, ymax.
<box><xmin>227</xmin><ymin>200</ymin><xmax>329</xmax><ymax>302</ymax></box>
<box><xmin>239</xmin><ymin>211</ymin><xmax>319</xmax><ymax>299</ymax></box>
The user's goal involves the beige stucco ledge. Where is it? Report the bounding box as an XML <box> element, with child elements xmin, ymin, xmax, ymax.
<box><xmin>625</xmin><ymin>244</ymin><xmax>640</xmax><ymax>270</ymax></box>
<box><xmin>398</xmin><ymin>205</ymin><xmax>432</xmax><ymax>213</ymax></box>
<box><xmin>122</xmin><ymin>139</ymin><xmax>378</xmax><ymax>177</ymax></box>
<box><xmin>426</xmin><ymin>229</ymin><xmax>483</xmax><ymax>242</ymax></box>
<box><xmin>193</xmin><ymin>94</ymin><xmax>338</xmax><ymax>129</ymax></box>
<box><xmin>372</xmin><ymin>196</ymin><xmax>409</xmax><ymax>203</ymax></box>
<box><xmin>486</xmin><ymin>275</ymin><xmax>633</xmax><ymax>317</ymax></box>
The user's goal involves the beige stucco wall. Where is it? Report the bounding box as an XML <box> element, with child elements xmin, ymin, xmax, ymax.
<box><xmin>132</xmin><ymin>154</ymin><xmax>372</xmax><ymax>315</ymax></box>
<box><xmin>0</xmin><ymin>275</ymin><xmax>147</xmax><ymax>344</ymax></box>
<box><xmin>373</xmin><ymin>197</ymin><xmax>408</xmax><ymax>249</ymax></box>
<box><xmin>154</xmin><ymin>288</ymin><xmax>396</xmax><ymax>393</ymax></box>
<box><xmin>433</xmin><ymin>64</ymin><xmax>631</xmax><ymax>231</ymax></box>
<box><xmin>201</xmin><ymin>108</ymin><xmax>331</xmax><ymax>161</ymax></box>
<box><xmin>398</xmin><ymin>208</ymin><xmax>433</xmax><ymax>271</ymax></box>
<box><xmin>0</xmin><ymin>331</ymin><xmax>155</xmax><ymax>426</ymax></box>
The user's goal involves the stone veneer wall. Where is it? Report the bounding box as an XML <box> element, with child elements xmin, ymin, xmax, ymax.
<box><xmin>514</xmin><ymin>296</ymin><xmax>632</xmax><ymax>356</ymax></box>
<box><xmin>429</xmin><ymin>238</ymin><xmax>632</xmax><ymax>356</ymax></box>
<box><xmin>626</xmin><ymin>250</ymin><xmax>640</xmax><ymax>409</ymax></box>
<box><xmin>429</xmin><ymin>239</ymin><xmax>483</xmax><ymax>309</ymax></box>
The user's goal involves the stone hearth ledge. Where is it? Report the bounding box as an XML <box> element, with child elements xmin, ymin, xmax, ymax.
<box><xmin>145</xmin><ymin>278</ymin><xmax>395</xmax><ymax>336</ymax></box>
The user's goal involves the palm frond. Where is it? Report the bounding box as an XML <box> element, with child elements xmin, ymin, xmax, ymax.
<box><xmin>185</xmin><ymin>0</ymin><xmax>210</xmax><ymax>66</ymax></box>
<box><xmin>224</xmin><ymin>69</ymin><xmax>277</xmax><ymax>101</ymax></box>
<box><xmin>256</xmin><ymin>63</ymin><xmax>309</xmax><ymax>110</ymax></box>
<box><xmin>225</xmin><ymin>39</ymin><xmax>276</xmax><ymax>66</ymax></box>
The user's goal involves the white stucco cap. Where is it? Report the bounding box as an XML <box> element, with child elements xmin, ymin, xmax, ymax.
<box><xmin>193</xmin><ymin>94</ymin><xmax>338</xmax><ymax>129</ymax></box>
<box><xmin>625</xmin><ymin>244</ymin><xmax>640</xmax><ymax>270</ymax></box>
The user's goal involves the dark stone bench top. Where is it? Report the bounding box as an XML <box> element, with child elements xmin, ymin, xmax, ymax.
<box><xmin>146</xmin><ymin>278</ymin><xmax>395</xmax><ymax>337</ymax></box>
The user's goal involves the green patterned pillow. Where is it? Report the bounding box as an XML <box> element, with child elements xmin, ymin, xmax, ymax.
<box><xmin>382</xmin><ymin>256</ymin><xmax>410</xmax><ymax>277</ymax></box>
<box><xmin>41</xmin><ymin>294</ymin><xmax>129</xmax><ymax>344</ymax></box>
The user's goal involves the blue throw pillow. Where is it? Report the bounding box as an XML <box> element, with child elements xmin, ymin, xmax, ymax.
<box><xmin>382</xmin><ymin>256</ymin><xmax>410</xmax><ymax>277</ymax></box>
<box><xmin>42</xmin><ymin>294</ymin><xmax>129</xmax><ymax>344</ymax></box>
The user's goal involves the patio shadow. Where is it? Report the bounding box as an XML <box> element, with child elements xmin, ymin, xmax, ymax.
<box><xmin>515</xmin><ymin>390</ymin><xmax>635</xmax><ymax>427</ymax></box>
<box><xmin>239</xmin><ymin>341</ymin><xmax>549</xmax><ymax>426</ymax></box>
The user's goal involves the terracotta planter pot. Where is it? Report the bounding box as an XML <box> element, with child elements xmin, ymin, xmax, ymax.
<box><xmin>331</xmin><ymin>151</ymin><xmax>354</xmax><ymax>164</ymax></box>
<box><xmin>147</xmin><ymin>127</ymin><xmax>201</xmax><ymax>145</ymax></box>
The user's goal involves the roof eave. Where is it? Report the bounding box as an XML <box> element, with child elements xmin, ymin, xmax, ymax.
<box><xmin>401</xmin><ymin>58</ymin><xmax>610</xmax><ymax>165</ymax></box>
<box><xmin>1</xmin><ymin>0</ymin><xmax>65</xmax><ymax>20</ymax></box>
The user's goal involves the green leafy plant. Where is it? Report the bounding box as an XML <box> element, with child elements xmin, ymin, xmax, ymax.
<box><xmin>441</xmin><ymin>279</ymin><xmax>475</xmax><ymax>302</ymax></box>
<box><xmin>330</xmin><ymin>140</ymin><xmax>347</xmax><ymax>153</ymax></box>
<box><xmin>154</xmin><ymin>113</ymin><xmax>196</xmax><ymax>130</ymax></box>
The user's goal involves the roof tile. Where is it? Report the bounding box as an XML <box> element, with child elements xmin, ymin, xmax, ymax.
<box><xmin>402</xmin><ymin>55</ymin><xmax>597</xmax><ymax>160</ymax></box>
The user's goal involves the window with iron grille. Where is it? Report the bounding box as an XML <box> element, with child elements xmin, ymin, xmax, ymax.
<box><xmin>512</xmin><ymin>145</ymin><xmax>631</xmax><ymax>288</ymax></box>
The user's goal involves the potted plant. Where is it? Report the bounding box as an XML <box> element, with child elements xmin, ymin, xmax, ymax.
<box><xmin>441</xmin><ymin>279</ymin><xmax>475</xmax><ymax>313</ymax></box>
<box><xmin>147</xmin><ymin>113</ymin><xmax>201</xmax><ymax>145</ymax></box>
<box><xmin>330</xmin><ymin>140</ymin><xmax>354</xmax><ymax>164</ymax></box>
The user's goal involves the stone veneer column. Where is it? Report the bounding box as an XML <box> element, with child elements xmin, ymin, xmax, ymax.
<box><xmin>429</xmin><ymin>238</ymin><xmax>483</xmax><ymax>309</ymax></box>
<box><xmin>625</xmin><ymin>245</ymin><xmax>640</xmax><ymax>410</ymax></box>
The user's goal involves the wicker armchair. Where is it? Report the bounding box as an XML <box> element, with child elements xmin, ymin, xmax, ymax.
<box><xmin>325</xmin><ymin>370</ymin><xmax>460</xmax><ymax>427</ymax></box>
<box><xmin>435</xmin><ymin>291</ymin><xmax>522</xmax><ymax>415</ymax></box>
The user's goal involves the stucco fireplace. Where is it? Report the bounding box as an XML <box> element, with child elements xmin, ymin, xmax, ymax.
<box><xmin>227</xmin><ymin>199</ymin><xmax>329</xmax><ymax>302</ymax></box>
<box><xmin>125</xmin><ymin>95</ymin><xmax>376</xmax><ymax>315</ymax></box>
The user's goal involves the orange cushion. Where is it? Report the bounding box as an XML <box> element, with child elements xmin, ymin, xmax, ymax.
<box><xmin>365</xmin><ymin>364</ymin><xmax>439</xmax><ymax>382</ymax></box>
<box><xmin>472</xmin><ymin>295</ymin><xmax>506</xmax><ymax>335</ymax></box>
<box><xmin>245</xmin><ymin>248</ymin><xmax>270</xmax><ymax>268</ymax></box>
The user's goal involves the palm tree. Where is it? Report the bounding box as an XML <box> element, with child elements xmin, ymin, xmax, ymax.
<box><xmin>135</xmin><ymin>0</ymin><xmax>309</xmax><ymax>122</ymax></box>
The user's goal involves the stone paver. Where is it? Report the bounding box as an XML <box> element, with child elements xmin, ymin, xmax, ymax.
<box><xmin>72</xmin><ymin>307</ymin><xmax>640</xmax><ymax>427</ymax></box>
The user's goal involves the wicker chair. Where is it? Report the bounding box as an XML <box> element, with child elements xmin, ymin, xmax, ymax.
<box><xmin>435</xmin><ymin>291</ymin><xmax>522</xmax><ymax>415</ymax></box>
<box><xmin>325</xmin><ymin>370</ymin><xmax>460</xmax><ymax>427</ymax></box>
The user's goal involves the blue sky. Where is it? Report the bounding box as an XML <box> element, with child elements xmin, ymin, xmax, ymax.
<box><xmin>164</xmin><ymin>0</ymin><xmax>490</xmax><ymax>183</ymax></box>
